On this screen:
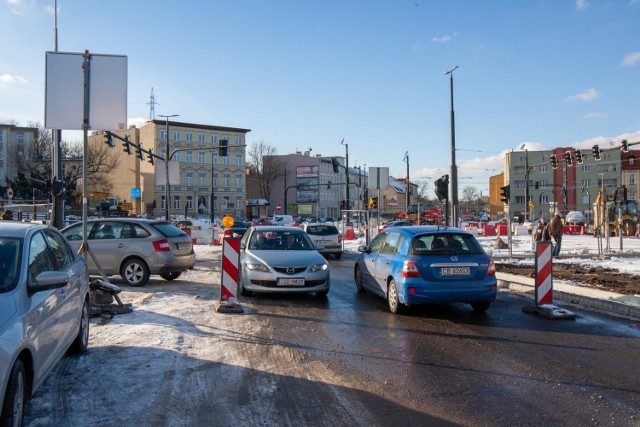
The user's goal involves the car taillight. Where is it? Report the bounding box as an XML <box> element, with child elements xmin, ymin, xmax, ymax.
<box><xmin>153</xmin><ymin>239</ymin><xmax>171</xmax><ymax>252</ymax></box>
<box><xmin>402</xmin><ymin>260</ymin><xmax>421</xmax><ymax>278</ymax></box>
<box><xmin>338</xmin><ymin>234</ymin><xmax>342</xmax><ymax>243</ymax></box>
<box><xmin>486</xmin><ymin>259</ymin><xmax>496</xmax><ymax>276</ymax></box>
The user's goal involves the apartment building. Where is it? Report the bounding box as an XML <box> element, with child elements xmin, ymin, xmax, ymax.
<box><xmin>0</xmin><ymin>123</ymin><xmax>38</xmax><ymax>199</ymax></box>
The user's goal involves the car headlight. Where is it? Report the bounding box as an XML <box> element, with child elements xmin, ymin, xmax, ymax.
<box><xmin>310</xmin><ymin>263</ymin><xmax>328</xmax><ymax>272</ymax></box>
<box><xmin>246</xmin><ymin>263</ymin><xmax>270</xmax><ymax>272</ymax></box>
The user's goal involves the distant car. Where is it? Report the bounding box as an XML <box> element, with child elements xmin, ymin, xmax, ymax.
<box><xmin>565</xmin><ymin>211</ymin><xmax>586</xmax><ymax>225</ymax></box>
<box><xmin>251</xmin><ymin>218</ymin><xmax>273</xmax><ymax>227</ymax></box>
<box><xmin>219</xmin><ymin>223</ymin><xmax>249</xmax><ymax>244</ymax></box>
<box><xmin>172</xmin><ymin>220</ymin><xmax>196</xmax><ymax>230</ymax></box>
<box><xmin>0</xmin><ymin>222</ymin><xmax>90</xmax><ymax>427</ymax></box>
<box><xmin>238</xmin><ymin>226</ymin><xmax>330</xmax><ymax>297</ymax></box>
<box><xmin>302</xmin><ymin>223</ymin><xmax>342</xmax><ymax>259</ymax></box>
<box><xmin>378</xmin><ymin>220</ymin><xmax>413</xmax><ymax>232</ymax></box>
<box><xmin>354</xmin><ymin>226</ymin><xmax>496</xmax><ymax>314</ymax></box>
<box><xmin>272</xmin><ymin>214</ymin><xmax>295</xmax><ymax>226</ymax></box>
<box><xmin>61</xmin><ymin>218</ymin><xmax>196</xmax><ymax>287</ymax></box>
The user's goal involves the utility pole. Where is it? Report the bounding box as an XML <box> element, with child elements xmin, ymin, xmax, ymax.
<box><xmin>51</xmin><ymin>0</ymin><xmax>64</xmax><ymax>228</ymax></box>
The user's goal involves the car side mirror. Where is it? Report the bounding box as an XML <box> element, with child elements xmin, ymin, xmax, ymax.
<box><xmin>357</xmin><ymin>245</ymin><xmax>369</xmax><ymax>253</ymax></box>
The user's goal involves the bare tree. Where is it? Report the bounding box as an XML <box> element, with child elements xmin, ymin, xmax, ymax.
<box><xmin>462</xmin><ymin>186</ymin><xmax>480</xmax><ymax>202</ymax></box>
<box><xmin>246</xmin><ymin>141</ymin><xmax>285</xmax><ymax>201</ymax></box>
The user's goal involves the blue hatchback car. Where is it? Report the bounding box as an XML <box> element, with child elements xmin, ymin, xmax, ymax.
<box><xmin>354</xmin><ymin>226</ymin><xmax>497</xmax><ymax>314</ymax></box>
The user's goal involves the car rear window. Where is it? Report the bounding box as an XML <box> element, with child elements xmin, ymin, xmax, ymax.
<box><xmin>410</xmin><ymin>234</ymin><xmax>484</xmax><ymax>255</ymax></box>
<box><xmin>306</xmin><ymin>225</ymin><xmax>339</xmax><ymax>235</ymax></box>
<box><xmin>152</xmin><ymin>222</ymin><xmax>188</xmax><ymax>237</ymax></box>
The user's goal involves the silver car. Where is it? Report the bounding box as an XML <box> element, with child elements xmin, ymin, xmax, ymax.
<box><xmin>301</xmin><ymin>223</ymin><xmax>342</xmax><ymax>259</ymax></box>
<box><xmin>238</xmin><ymin>226</ymin><xmax>330</xmax><ymax>297</ymax></box>
<box><xmin>0</xmin><ymin>222</ymin><xmax>90</xmax><ymax>426</ymax></box>
<box><xmin>61</xmin><ymin>218</ymin><xmax>196</xmax><ymax>287</ymax></box>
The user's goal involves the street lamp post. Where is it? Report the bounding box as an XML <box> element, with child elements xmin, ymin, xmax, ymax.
<box><xmin>341</xmin><ymin>139</ymin><xmax>349</xmax><ymax>211</ymax></box>
<box><xmin>444</xmin><ymin>65</ymin><xmax>459</xmax><ymax>227</ymax></box>
<box><xmin>403</xmin><ymin>151</ymin><xmax>410</xmax><ymax>217</ymax></box>
<box><xmin>158</xmin><ymin>114</ymin><xmax>179</xmax><ymax>220</ymax></box>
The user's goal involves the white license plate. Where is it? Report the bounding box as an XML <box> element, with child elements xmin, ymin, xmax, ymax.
<box><xmin>320</xmin><ymin>240</ymin><xmax>332</xmax><ymax>244</ymax></box>
<box><xmin>277</xmin><ymin>278</ymin><xmax>305</xmax><ymax>286</ymax></box>
<box><xmin>441</xmin><ymin>267</ymin><xmax>470</xmax><ymax>276</ymax></box>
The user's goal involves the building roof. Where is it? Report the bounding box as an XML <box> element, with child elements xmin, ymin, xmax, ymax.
<box><xmin>149</xmin><ymin>120</ymin><xmax>251</xmax><ymax>134</ymax></box>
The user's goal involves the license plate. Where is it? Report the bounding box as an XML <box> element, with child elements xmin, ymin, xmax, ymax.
<box><xmin>441</xmin><ymin>267</ymin><xmax>470</xmax><ymax>276</ymax></box>
<box><xmin>277</xmin><ymin>278</ymin><xmax>305</xmax><ymax>286</ymax></box>
<box><xmin>320</xmin><ymin>240</ymin><xmax>332</xmax><ymax>244</ymax></box>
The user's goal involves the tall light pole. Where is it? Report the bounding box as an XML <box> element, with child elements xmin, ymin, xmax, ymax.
<box><xmin>444</xmin><ymin>65</ymin><xmax>459</xmax><ymax>227</ymax></box>
<box><xmin>403</xmin><ymin>151</ymin><xmax>410</xmax><ymax>216</ymax></box>
<box><xmin>341</xmin><ymin>139</ymin><xmax>349</xmax><ymax>211</ymax></box>
<box><xmin>158</xmin><ymin>114</ymin><xmax>179</xmax><ymax>220</ymax></box>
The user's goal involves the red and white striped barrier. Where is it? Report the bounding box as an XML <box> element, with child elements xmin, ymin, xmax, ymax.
<box><xmin>215</xmin><ymin>237</ymin><xmax>243</xmax><ymax>313</ymax></box>
<box><xmin>534</xmin><ymin>241</ymin><xmax>553</xmax><ymax>305</ymax></box>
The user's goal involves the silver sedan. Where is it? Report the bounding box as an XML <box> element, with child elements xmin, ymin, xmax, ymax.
<box><xmin>238</xmin><ymin>226</ymin><xmax>330</xmax><ymax>297</ymax></box>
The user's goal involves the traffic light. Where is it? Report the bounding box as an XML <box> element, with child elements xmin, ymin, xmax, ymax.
<box><xmin>550</xmin><ymin>154</ymin><xmax>558</xmax><ymax>169</ymax></box>
<box><xmin>371</xmin><ymin>197</ymin><xmax>378</xmax><ymax>209</ymax></box>
<box><xmin>148</xmin><ymin>149</ymin><xmax>155</xmax><ymax>165</ymax></box>
<box><xmin>331</xmin><ymin>157</ymin><xmax>340</xmax><ymax>173</ymax></box>
<box><xmin>575</xmin><ymin>149</ymin><xmax>583</xmax><ymax>164</ymax></box>
<box><xmin>500</xmin><ymin>184</ymin><xmax>510</xmax><ymax>205</ymax></box>
<box><xmin>104</xmin><ymin>133</ymin><xmax>114</xmax><ymax>148</ymax></box>
<box><xmin>136</xmin><ymin>143</ymin><xmax>144</xmax><ymax>161</ymax></box>
<box><xmin>621</xmin><ymin>139</ymin><xmax>629</xmax><ymax>152</ymax></box>
<box><xmin>122</xmin><ymin>136</ymin><xmax>131</xmax><ymax>155</ymax></box>
<box><xmin>534</xmin><ymin>181</ymin><xmax>539</xmax><ymax>189</ymax></box>
<box><xmin>565</xmin><ymin>151</ymin><xmax>573</xmax><ymax>166</ymax></box>
<box><xmin>592</xmin><ymin>144</ymin><xmax>601</xmax><ymax>160</ymax></box>
<box><xmin>219</xmin><ymin>139</ymin><xmax>228</xmax><ymax>156</ymax></box>
<box><xmin>434</xmin><ymin>174</ymin><xmax>449</xmax><ymax>201</ymax></box>
<box><xmin>51</xmin><ymin>178</ymin><xmax>65</xmax><ymax>197</ymax></box>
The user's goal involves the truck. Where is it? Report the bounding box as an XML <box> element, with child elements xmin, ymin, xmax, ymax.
<box><xmin>76</xmin><ymin>191</ymin><xmax>133</xmax><ymax>217</ymax></box>
<box><xmin>592</xmin><ymin>186</ymin><xmax>638</xmax><ymax>237</ymax></box>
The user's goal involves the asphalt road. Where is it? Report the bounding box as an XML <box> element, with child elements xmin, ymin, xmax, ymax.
<box><xmin>24</xmin><ymin>252</ymin><xmax>640</xmax><ymax>426</ymax></box>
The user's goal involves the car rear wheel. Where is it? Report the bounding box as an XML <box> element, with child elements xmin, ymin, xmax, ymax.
<box><xmin>160</xmin><ymin>271</ymin><xmax>182</xmax><ymax>281</ymax></box>
<box><xmin>69</xmin><ymin>298</ymin><xmax>90</xmax><ymax>354</ymax></box>
<box><xmin>387</xmin><ymin>279</ymin><xmax>404</xmax><ymax>314</ymax></box>
<box><xmin>471</xmin><ymin>301</ymin><xmax>491</xmax><ymax>313</ymax></box>
<box><xmin>334</xmin><ymin>252</ymin><xmax>342</xmax><ymax>259</ymax></box>
<box><xmin>1</xmin><ymin>359</ymin><xmax>26</xmax><ymax>427</ymax></box>
<box><xmin>354</xmin><ymin>266</ymin><xmax>365</xmax><ymax>293</ymax></box>
<box><xmin>121</xmin><ymin>258</ymin><xmax>150</xmax><ymax>287</ymax></box>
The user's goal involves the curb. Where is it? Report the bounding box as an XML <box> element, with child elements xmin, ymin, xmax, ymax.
<box><xmin>496</xmin><ymin>272</ymin><xmax>640</xmax><ymax>320</ymax></box>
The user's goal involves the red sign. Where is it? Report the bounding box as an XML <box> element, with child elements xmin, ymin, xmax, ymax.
<box><xmin>276</xmin><ymin>205</ymin><xmax>282</xmax><ymax>211</ymax></box>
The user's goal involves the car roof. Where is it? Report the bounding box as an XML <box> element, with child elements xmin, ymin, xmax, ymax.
<box><xmin>62</xmin><ymin>218</ymin><xmax>172</xmax><ymax>229</ymax></box>
<box><xmin>0</xmin><ymin>221</ymin><xmax>51</xmax><ymax>238</ymax></box>
<box><xmin>383</xmin><ymin>225</ymin><xmax>468</xmax><ymax>236</ymax></box>
<box><xmin>251</xmin><ymin>226</ymin><xmax>304</xmax><ymax>232</ymax></box>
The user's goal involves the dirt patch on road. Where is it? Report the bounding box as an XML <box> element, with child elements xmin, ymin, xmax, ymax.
<box><xmin>496</xmin><ymin>263</ymin><xmax>640</xmax><ymax>295</ymax></box>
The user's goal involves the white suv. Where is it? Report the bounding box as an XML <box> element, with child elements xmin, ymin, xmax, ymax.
<box><xmin>302</xmin><ymin>223</ymin><xmax>343</xmax><ymax>259</ymax></box>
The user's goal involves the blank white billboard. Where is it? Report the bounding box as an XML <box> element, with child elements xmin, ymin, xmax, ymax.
<box><xmin>368</xmin><ymin>167</ymin><xmax>389</xmax><ymax>190</ymax></box>
<box><xmin>45</xmin><ymin>51</ymin><xmax>127</xmax><ymax>131</ymax></box>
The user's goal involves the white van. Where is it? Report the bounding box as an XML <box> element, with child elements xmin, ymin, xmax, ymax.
<box><xmin>565</xmin><ymin>211</ymin><xmax>585</xmax><ymax>225</ymax></box>
<box><xmin>272</xmin><ymin>214</ymin><xmax>294</xmax><ymax>226</ymax></box>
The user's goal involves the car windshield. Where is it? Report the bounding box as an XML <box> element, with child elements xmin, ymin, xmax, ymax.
<box><xmin>306</xmin><ymin>225</ymin><xmax>339</xmax><ymax>236</ymax></box>
<box><xmin>0</xmin><ymin>238</ymin><xmax>22</xmax><ymax>293</ymax></box>
<box><xmin>410</xmin><ymin>234</ymin><xmax>484</xmax><ymax>256</ymax></box>
<box><xmin>249</xmin><ymin>230</ymin><xmax>314</xmax><ymax>250</ymax></box>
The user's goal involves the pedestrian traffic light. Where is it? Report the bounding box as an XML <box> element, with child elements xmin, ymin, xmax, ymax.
<box><xmin>534</xmin><ymin>181</ymin><xmax>539</xmax><ymax>189</ymax></box>
<box><xmin>331</xmin><ymin>157</ymin><xmax>340</xmax><ymax>173</ymax></box>
<box><xmin>219</xmin><ymin>139</ymin><xmax>228</xmax><ymax>156</ymax></box>
<box><xmin>565</xmin><ymin>151</ymin><xmax>573</xmax><ymax>166</ymax></box>
<box><xmin>500</xmin><ymin>184</ymin><xmax>510</xmax><ymax>205</ymax></box>
<box><xmin>621</xmin><ymin>139</ymin><xmax>629</xmax><ymax>153</ymax></box>
<box><xmin>434</xmin><ymin>174</ymin><xmax>449</xmax><ymax>201</ymax></box>
<box><xmin>550</xmin><ymin>154</ymin><xmax>558</xmax><ymax>169</ymax></box>
<box><xmin>575</xmin><ymin>149</ymin><xmax>583</xmax><ymax>164</ymax></box>
<box><xmin>104</xmin><ymin>133</ymin><xmax>114</xmax><ymax>148</ymax></box>
<box><xmin>122</xmin><ymin>136</ymin><xmax>131</xmax><ymax>155</ymax></box>
<box><xmin>592</xmin><ymin>144</ymin><xmax>601</xmax><ymax>160</ymax></box>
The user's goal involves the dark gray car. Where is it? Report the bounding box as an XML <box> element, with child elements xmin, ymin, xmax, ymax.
<box><xmin>61</xmin><ymin>218</ymin><xmax>196</xmax><ymax>287</ymax></box>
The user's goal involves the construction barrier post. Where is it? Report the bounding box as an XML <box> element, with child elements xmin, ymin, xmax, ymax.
<box><xmin>214</xmin><ymin>237</ymin><xmax>243</xmax><ymax>313</ymax></box>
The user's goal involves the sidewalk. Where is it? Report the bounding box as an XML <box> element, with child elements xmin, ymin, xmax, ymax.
<box><xmin>496</xmin><ymin>272</ymin><xmax>640</xmax><ymax>320</ymax></box>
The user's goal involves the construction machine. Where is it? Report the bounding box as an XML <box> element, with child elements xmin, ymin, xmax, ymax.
<box><xmin>592</xmin><ymin>186</ymin><xmax>638</xmax><ymax>237</ymax></box>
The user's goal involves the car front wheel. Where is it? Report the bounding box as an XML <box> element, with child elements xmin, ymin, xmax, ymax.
<box><xmin>354</xmin><ymin>266</ymin><xmax>365</xmax><ymax>293</ymax></box>
<box><xmin>0</xmin><ymin>359</ymin><xmax>26</xmax><ymax>427</ymax></box>
<box><xmin>69</xmin><ymin>298</ymin><xmax>90</xmax><ymax>354</ymax></box>
<box><xmin>387</xmin><ymin>279</ymin><xmax>404</xmax><ymax>314</ymax></box>
<box><xmin>121</xmin><ymin>258</ymin><xmax>150</xmax><ymax>287</ymax></box>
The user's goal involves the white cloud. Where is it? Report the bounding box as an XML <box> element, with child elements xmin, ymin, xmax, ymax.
<box><xmin>565</xmin><ymin>88</ymin><xmax>599</xmax><ymax>102</ymax></box>
<box><xmin>0</xmin><ymin>73</ymin><xmax>28</xmax><ymax>85</ymax></box>
<box><xmin>128</xmin><ymin>116</ymin><xmax>149</xmax><ymax>129</ymax></box>
<box><xmin>584</xmin><ymin>112</ymin><xmax>606</xmax><ymax>119</ymax></box>
<box><xmin>4</xmin><ymin>0</ymin><xmax>32</xmax><ymax>15</ymax></box>
<box><xmin>621</xmin><ymin>52</ymin><xmax>640</xmax><ymax>67</ymax></box>
<box><xmin>576</xmin><ymin>0</ymin><xmax>587</xmax><ymax>10</ymax></box>
<box><xmin>431</xmin><ymin>32</ymin><xmax>458</xmax><ymax>44</ymax></box>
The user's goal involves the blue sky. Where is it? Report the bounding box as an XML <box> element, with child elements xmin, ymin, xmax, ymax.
<box><xmin>2</xmin><ymin>0</ymin><xmax>639</xmax><ymax>193</ymax></box>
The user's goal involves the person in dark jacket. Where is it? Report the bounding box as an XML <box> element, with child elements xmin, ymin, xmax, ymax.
<box><xmin>549</xmin><ymin>212</ymin><xmax>564</xmax><ymax>256</ymax></box>
<box><xmin>533</xmin><ymin>217</ymin><xmax>551</xmax><ymax>243</ymax></box>
<box><xmin>1</xmin><ymin>210</ymin><xmax>14</xmax><ymax>220</ymax></box>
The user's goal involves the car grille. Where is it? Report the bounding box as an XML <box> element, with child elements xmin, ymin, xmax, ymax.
<box><xmin>273</xmin><ymin>267</ymin><xmax>307</xmax><ymax>274</ymax></box>
<box><xmin>250</xmin><ymin>279</ymin><xmax>327</xmax><ymax>288</ymax></box>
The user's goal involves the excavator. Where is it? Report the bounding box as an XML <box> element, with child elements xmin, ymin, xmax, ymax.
<box><xmin>592</xmin><ymin>186</ymin><xmax>638</xmax><ymax>237</ymax></box>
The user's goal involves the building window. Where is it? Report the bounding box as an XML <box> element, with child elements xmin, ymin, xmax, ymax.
<box><xmin>223</xmin><ymin>196</ymin><xmax>230</xmax><ymax>209</ymax></box>
<box><xmin>186</xmin><ymin>150</ymin><xmax>193</xmax><ymax>163</ymax></box>
<box><xmin>235</xmin><ymin>136</ymin><xmax>242</xmax><ymax>146</ymax></box>
<box><xmin>630</xmin><ymin>173</ymin><xmax>636</xmax><ymax>185</ymax></box>
<box><xmin>514</xmin><ymin>165</ymin><xmax>525</xmax><ymax>174</ymax></box>
<box><xmin>212</xmin><ymin>174</ymin><xmax>217</xmax><ymax>187</ymax></box>
<box><xmin>515</xmin><ymin>180</ymin><xmax>526</xmax><ymax>189</ymax></box>
<box><xmin>223</xmin><ymin>156</ymin><xmax>229</xmax><ymax>165</ymax></box>
<box><xmin>186</xmin><ymin>196</ymin><xmax>193</xmax><ymax>211</ymax></box>
<box><xmin>223</xmin><ymin>173</ymin><xmax>230</xmax><ymax>187</ymax></box>
<box><xmin>173</xmin><ymin>152</ymin><xmax>181</xmax><ymax>162</ymax></box>
<box><xmin>211</xmin><ymin>134</ymin><xmax>218</xmax><ymax>145</ymax></box>
<box><xmin>630</xmin><ymin>192</ymin><xmax>637</xmax><ymax>201</ymax></box>
<box><xmin>581</xmin><ymin>164</ymin><xmax>591</xmax><ymax>172</ymax></box>
<box><xmin>236</xmin><ymin>199</ymin><xmax>242</xmax><ymax>209</ymax></box>
<box><xmin>161</xmin><ymin>130</ymin><xmax>167</xmax><ymax>140</ymax></box>
<box><xmin>186</xmin><ymin>132</ymin><xmax>193</xmax><ymax>142</ymax></box>
<box><xmin>173</xmin><ymin>131</ymin><xmax>180</xmax><ymax>141</ymax></box>
<box><xmin>236</xmin><ymin>153</ymin><xmax>242</xmax><ymax>166</ymax></box>
<box><xmin>539</xmin><ymin>165</ymin><xmax>548</xmax><ymax>173</ymax></box>
<box><xmin>186</xmin><ymin>172</ymin><xmax>193</xmax><ymax>186</ymax></box>
<box><xmin>161</xmin><ymin>196</ymin><xmax>166</xmax><ymax>210</ymax></box>
<box><xmin>581</xmin><ymin>179</ymin><xmax>591</xmax><ymax>188</ymax></box>
<box><xmin>160</xmin><ymin>148</ymin><xmax>166</xmax><ymax>159</ymax></box>
<box><xmin>581</xmin><ymin>194</ymin><xmax>590</xmax><ymax>204</ymax></box>
<box><xmin>199</xmin><ymin>151</ymin><xmax>205</xmax><ymax>163</ymax></box>
<box><xmin>235</xmin><ymin>173</ymin><xmax>242</xmax><ymax>189</ymax></box>
<box><xmin>540</xmin><ymin>195</ymin><xmax>550</xmax><ymax>204</ymax></box>
<box><xmin>17</xmin><ymin>132</ymin><xmax>24</xmax><ymax>145</ymax></box>
<box><xmin>173</xmin><ymin>196</ymin><xmax>180</xmax><ymax>210</ymax></box>
<box><xmin>515</xmin><ymin>196</ymin><xmax>525</xmax><ymax>204</ymax></box>
<box><xmin>212</xmin><ymin>152</ymin><xmax>218</xmax><ymax>165</ymax></box>
<box><xmin>199</xmin><ymin>172</ymin><xmax>206</xmax><ymax>186</ymax></box>
<box><xmin>198</xmin><ymin>133</ymin><xmax>205</xmax><ymax>144</ymax></box>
